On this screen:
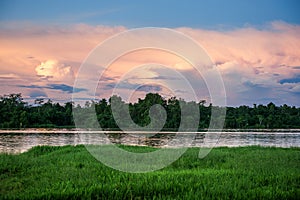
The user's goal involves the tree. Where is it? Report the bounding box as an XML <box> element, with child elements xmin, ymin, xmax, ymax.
<box><xmin>0</xmin><ymin>94</ymin><xmax>26</xmax><ymax>128</ymax></box>
<box><xmin>0</xmin><ymin>93</ymin><xmax>300</xmax><ymax>129</ymax></box>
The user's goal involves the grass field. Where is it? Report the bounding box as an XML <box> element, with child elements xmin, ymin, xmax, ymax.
<box><xmin>0</xmin><ymin>145</ymin><xmax>299</xmax><ymax>199</ymax></box>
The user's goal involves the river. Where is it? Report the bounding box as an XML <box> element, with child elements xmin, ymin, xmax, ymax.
<box><xmin>1</xmin><ymin>130</ymin><xmax>299</xmax><ymax>154</ymax></box>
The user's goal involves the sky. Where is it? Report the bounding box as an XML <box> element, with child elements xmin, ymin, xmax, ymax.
<box><xmin>0</xmin><ymin>0</ymin><xmax>300</xmax><ymax>106</ymax></box>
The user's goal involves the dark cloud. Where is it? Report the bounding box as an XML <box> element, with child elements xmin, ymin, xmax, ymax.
<box><xmin>29</xmin><ymin>90</ymin><xmax>48</xmax><ymax>98</ymax></box>
<box><xmin>136</xmin><ymin>85</ymin><xmax>162</xmax><ymax>92</ymax></box>
<box><xmin>18</xmin><ymin>85</ymin><xmax>44</xmax><ymax>89</ymax></box>
<box><xmin>151</xmin><ymin>75</ymin><xmax>180</xmax><ymax>80</ymax></box>
<box><xmin>236</xmin><ymin>81</ymin><xmax>271</xmax><ymax>105</ymax></box>
<box><xmin>102</xmin><ymin>83</ymin><xmax>116</xmax><ymax>90</ymax></box>
<box><xmin>18</xmin><ymin>84</ymin><xmax>87</xmax><ymax>93</ymax></box>
<box><xmin>215</xmin><ymin>61</ymin><xmax>225</xmax><ymax>66</ymax></box>
<box><xmin>243</xmin><ymin>81</ymin><xmax>265</xmax><ymax>88</ymax></box>
<box><xmin>48</xmin><ymin>84</ymin><xmax>79</xmax><ymax>93</ymax></box>
<box><xmin>279</xmin><ymin>74</ymin><xmax>300</xmax><ymax>84</ymax></box>
<box><xmin>292</xmin><ymin>66</ymin><xmax>300</xmax><ymax>70</ymax></box>
<box><xmin>103</xmin><ymin>81</ymin><xmax>138</xmax><ymax>90</ymax></box>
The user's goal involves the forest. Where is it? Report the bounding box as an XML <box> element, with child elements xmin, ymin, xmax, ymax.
<box><xmin>0</xmin><ymin>93</ymin><xmax>299</xmax><ymax>129</ymax></box>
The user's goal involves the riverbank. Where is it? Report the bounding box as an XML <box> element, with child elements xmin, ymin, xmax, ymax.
<box><xmin>0</xmin><ymin>145</ymin><xmax>299</xmax><ymax>199</ymax></box>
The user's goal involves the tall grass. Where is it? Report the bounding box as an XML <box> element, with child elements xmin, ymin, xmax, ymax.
<box><xmin>0</xmin><ymin>145</ymin><xmax>299</xmax><ymax>199</ymax></box>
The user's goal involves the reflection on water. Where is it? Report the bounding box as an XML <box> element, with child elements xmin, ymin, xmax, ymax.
<box><xmin>0</xmin><ymin>131</ymin><xmax>299</xmax><ymax>154</ymax></box>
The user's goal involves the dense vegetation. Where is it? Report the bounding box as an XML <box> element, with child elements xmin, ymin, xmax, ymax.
<box><xmin>0</xmin><ymin>145</ymin><xmax>299</xmax><ymax>199</ymax></box>
<box><xmin>0</xmin><ymin>93</ymin><xmax>300</xmax><ymax>129</ymax></box>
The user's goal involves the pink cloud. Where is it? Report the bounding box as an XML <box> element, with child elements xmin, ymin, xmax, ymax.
<box><xmin>0</xmin><ymin>22</ymin><xmax>300</xmax><ymax>105</ymax></box>
<box><xmin>177</xmin><ymin>21</ymin><xmax>300</xmax><ymax>75</ymax></box>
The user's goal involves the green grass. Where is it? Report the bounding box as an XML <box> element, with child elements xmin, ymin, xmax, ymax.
<box><xmin>0</xmin><ymin>145</ymin><xmax>299</xmax><ymax>199</ymax></box>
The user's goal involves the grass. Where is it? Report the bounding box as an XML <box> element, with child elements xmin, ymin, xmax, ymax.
<box><xmin>0</xmin><ymin>145</ymin><xmax>299</xmax><ymax>199</ymax></box>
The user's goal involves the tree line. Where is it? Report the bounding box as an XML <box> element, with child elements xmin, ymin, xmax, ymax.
<box><xmin>0</xmin><ymin>93</ymin><xmax>299</xmax><ymax>129</ymax></box>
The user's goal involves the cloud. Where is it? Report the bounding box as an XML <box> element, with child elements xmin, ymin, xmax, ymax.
<box><xmin>48</xmin><ymin>84</ymin><xmax>87</xmax><ymax>93</ymax></box>
<box><xmin>29</xmin><ymin>90</ymin><xmax>48</xmax><ymax>98</ymax></box>
<box><xmin>290</xmin><ymin>85</ymin><xmax>300</xmax><ymax>93</ymax></box>
<box><xmin>1</xmin><ymin>22</ymin><xmax>300</xmax><ymax>105</ymax></box>
<box><xmin>175</xmin><ymin>22</ymin><xmax>300</xmax><ymax>106</ymax></box>
<box><xmin>0</xmin><ymin>24</ymin><xmax>126</xmax><ymax>80</ymax></box>
<box><xmin>0</xmin><ymin>24</ymin><xmax>127</xmax><ymax>103</ymax></box>
<box><xmin>177</xmin><ymin>21</ymin><xmax>300</xmax><ymax>75</ymax></box>
<box><xmin>136</xmin><ymin>85</ymin><xmax>162</xmax><ymax>92</ymax></box>
<box><xmin>0</xmin><ymin>73</ymin><xmax>19</xmax><ymax>79</ymax></box>
<box><xmin>18</xmin><ymin>84</ymin><xmax>87</xmax><ymax>93</ymax></box>
<box><xmin>35</xmin><ymin>59</ymin><xmax>74</xmax><ymax>81</ymax></box>
<box><xmin>279</xmin><ymin>74</ymin><xmax>300</xmax><ymax>84</ymax></box>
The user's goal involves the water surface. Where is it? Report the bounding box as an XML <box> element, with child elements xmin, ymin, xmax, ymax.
<box><xmin>1</xmin><ymin>130</ymin><xmax>299</xmax><ymax>154</ymax></box>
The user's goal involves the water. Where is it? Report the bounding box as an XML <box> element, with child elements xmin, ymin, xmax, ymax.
<box><xmin>0</xmin><ymin>130</ymin><xmax>299</xmax><ymax>154</ymax></box>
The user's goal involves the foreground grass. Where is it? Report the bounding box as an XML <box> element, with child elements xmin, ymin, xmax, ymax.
<box><xmin>0</xmin><ymin>145</ymin><xmax>299</xmax><ymax>199</ymax></box>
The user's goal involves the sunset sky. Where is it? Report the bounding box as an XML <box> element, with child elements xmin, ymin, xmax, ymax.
<box><xmin>1</xmin><ymin>0</ymin><xmax>300</xmax><ymax>106</ymax></box>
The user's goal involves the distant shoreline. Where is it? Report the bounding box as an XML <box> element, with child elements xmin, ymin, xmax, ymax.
<box><xmin>1</xmin><ymin>128</ymin><xmax>300</xmax><ymax>134</ymax></box>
